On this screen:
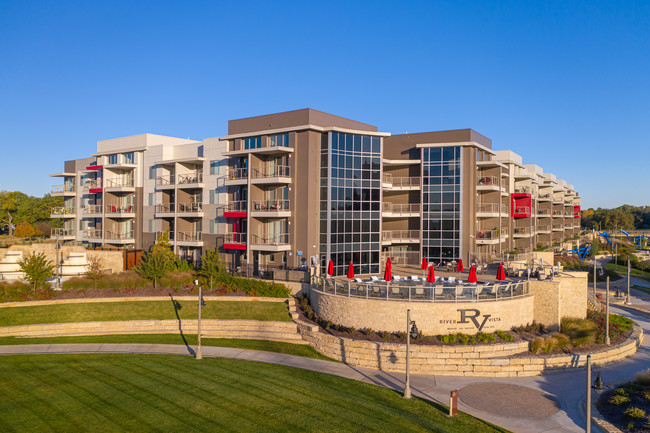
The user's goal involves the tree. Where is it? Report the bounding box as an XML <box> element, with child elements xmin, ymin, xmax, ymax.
<box><xmin>135</xmin><ymin>250</ymin><xmax>170</xmax><ymax>288</ymax></box>
<box><xmin>14</xmin><ymin>221</ymin><xmax>37</xmax><ymax>238</ymax></box>
<box><xmin>152</xmin><ymin>230</ymin><xmax>175</xmax><ymax>270</ymax></box>
<box><xmin>591</xmin><ymin>238</ymin><xmax>600</xmax><ymax>256</ymax></box>
<box><xmin>84</xmin><ymin>255</ymin><xmax>105</xmax><ymax>289</ymax></box>
<box><xmin>199</xmin><ymin>248</ymin><xmax>224</xmax><ymax>290</ymax></box>
<box><xmin>18</xmin><ymin>252</ymin><xmax>54</xmax><ymax>293</ymax></box>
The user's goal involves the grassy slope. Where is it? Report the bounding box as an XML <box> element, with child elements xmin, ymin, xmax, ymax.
<box><xmin>0</xmin><ymin>300</ymin><xmax>291</xmax><ymax>326</ymax></box>
<box><xmin>0</xmin><ymin>335</ymin><xmax>335</xmax><ymax>361</ymax></box>
<box><xmin>606</xmin><ymin>262</ymin><xmax>650</xmax><ymax>283</ymax></box>
<box><xmin>0</xmin><ymin>354</ymin><xmax>510</xmax><ymax>433</ymax></box>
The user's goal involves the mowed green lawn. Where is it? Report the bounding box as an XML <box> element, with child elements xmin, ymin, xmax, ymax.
<box><xmin>0</xmin><ymin>300</ymin><xmax>291</xmax><ymax>327</ymax></box>
<box><xmin>606</xmin><ymin>261</ymin><xmax>650</xmax><ymax>283</ymax></box>
<box><xmin>0</xmin><ymin>354</ymin><xmax>509</xmax><ymax>433</ymax></box>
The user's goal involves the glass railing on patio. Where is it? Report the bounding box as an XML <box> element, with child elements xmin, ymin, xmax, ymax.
<box><xmin>224</xmin><ymin>233</ymin><xmax>246</xmax><ymax>244</ymax></box>
<box><xmin>177</xmin><ymin>231</ymin><xmax>202</xmax><ymax>242</ymax></box>
<box><xmin>252</xmin><ymin>165</ymin><xmax>290</xmax><ymax>178</ymax></box>
<box><xmin>178</xmin><ymin>173</ymin><xmax>203</xmax><ymax>185</ymax></box>
<box><xmin>227</xmin><ymin>168</ymin><xmax>248</xmax><ymax>180</ymax></box>
<box><xmin>177</xmin><ymin>202</ymin><xmax>203</xmax><ymax>213</ymax></box>
<box><xmin>105</xmin><ymin>178</ymin><xmax>134</xmax><ymax>188</ymax></box>
<box><xmin>51</xmin><ymin>206</ymin><xmax>75</xmax><ymax>215</ymax></box>
<box><xmin>81</xmin><ymin>205</ymin><xmax>103</xmax><ymax>214</ymax></box>
<box><xmin>477</xmin><ymin>176</ymin><xmax>499</xmax><ymax>187</ymax></box>
<box><xmin>250</xmin><ymin>233</ymin><xmax>289</xmax><ymax>245</ymax></box>
<box><xmin>156</xmin><ymin>175</ymin><xmax>175</xmax><ymax>186</ymax></box>
<box><xmin>105</xmin><ymin>230</ymin><xmax>134</xmax><ymax>240</ymax></box>
<box><xmin>382</xmin><ymin>230</ymin><xmax>419</xmax><ymax>242</ymax></box>
<box><xmin>251</xmin><ymin>200</ymin><xmax>290</xmax><ymax>212</ymax></box>
<box><xmin>155</xmin><ymin>203</ymin><xmax>174</xmax><ymax>213</ymax></box>
<box><xmin>382</xmin><ymin>203</ymin><xmax>420</xmax><ymax>215</ymax></box>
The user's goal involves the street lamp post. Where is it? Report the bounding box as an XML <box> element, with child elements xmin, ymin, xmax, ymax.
<box><xmin>586</xmin><ymin>354</ymin><xmax>592</xmax><ymax>433</ymax></box>
<box><xmin>626</xmin><ymin>259</ymin><xmax>631</xmax><ymax>305</ymax></box>
<box><xmin>403</xmin><ymin>309</ymin><xmax>419</xmax><ymax>399</ymax></box>
<box><xmin>606</xmin><ymin>277</ymin><xmax>610</xmax><ymax>346</ymax></box>
<box><xmin>194</xmin><ymin>279</ymin><xmax>203</xmax><ymax>360</ymax></box>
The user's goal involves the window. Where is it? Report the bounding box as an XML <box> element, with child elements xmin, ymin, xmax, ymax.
<box><xmin>210</xmin><ymin>160</ymin><xmax>220</xmax><ymax>175</ymax></box>
<box><xmin>209</xmin><ymin>219</ymin><xmax>219</xmax><ymax>234</ymax></box>
<box><xmin>149</xmin><ymin>166</ymin><xmax>157</xmax><ymax>180</ymax></box>
<box><xmin>107</xmin><ymin>154</ymin><xmax>118</xmax><ymax>165</ymax></box>
<box><xmin>209</xmin><ymin>189</ymin><xmax>219</xmax><ymax>204</ymax></box>
<box><xmin>197</xmin><ymin>145</ymin><xmax>204</xmax><ymax>157</ymax></box>
<box><xmin>148</xmin><ymin>193</ymin><xmax>156</xmax><ymax>206</ymax></box>
<box><xmin>148</xmin><ymin>220</ymin><xmax>156</xmax><ymax>232</ymax></box>
<box><xmin>243</xmin><ymin>137</ymin><xmax>261</xmax><ymax>149</ymax></box>
<box><xmin>270</xmin><ymin>133</ymin><xmax>289</xmax><ymax>147</ymax></box>
<box><xmin>124</xmin><ymin>152</ymin><xmax>134</xmax><ymax>164</ymax></box>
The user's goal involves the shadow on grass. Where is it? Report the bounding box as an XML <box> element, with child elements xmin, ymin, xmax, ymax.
<box><xmin>169</xmin><ymin>293</ymin><xmax>195</xmax><ymax>357</ymax></box>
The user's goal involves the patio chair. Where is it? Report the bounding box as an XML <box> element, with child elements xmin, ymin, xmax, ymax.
<box><xmin>394</xmin><ymin>275</ymin><xmax>402</xmax><ymax>282</ymax></box>
<box><xmin>370</xmin><ymin>276</ymin><xmax>379</xmax><ymax>281</ymax></box>
<box><xmin>411</xmin><ymin>276</ymin><xmax>420</xmax><ymax>281</ymax></box>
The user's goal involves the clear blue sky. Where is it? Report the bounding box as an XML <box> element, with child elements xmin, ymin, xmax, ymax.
<box><xmin>1</xmin><ymin>0</ymin><xmax>648</xmax><ymax>208</ymax></box>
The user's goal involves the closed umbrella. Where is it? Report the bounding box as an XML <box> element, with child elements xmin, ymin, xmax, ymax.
<box><xmin>384</xmin><ymin>257</ymin><xmax>392</xmax><ymax>282</ymax></box>
<box><xmin>421</xmin><ymin>256</ymin><xmax>427</xmax><ymax>279</ymax></box>
<box><xmin>327</xmin><ymin>259</ymin><xmax>334</xmax><ymax>277</ymax></box>
<box><xmin>426</xmin><ymin>265</ymin><xmax>435</xmax><ymax>283</ymax></box>
<box><xmin>497</xmin><ymin>263</ymin><xmax>506</xmax><ymax>281</ymax></box>
<box><xmin>347</xmin><ymin>262</ymin><xmax>354</xmax><ymax>279</ymax></box>
<box><xmin>456</xmin><ymin>258</ymin><xmax>464</xmax><ymax>273</ymax></box>
<box><xmin>468</xmin><ymin>265</ymin><xmax>477</xmax><ymax>284</ymax></box>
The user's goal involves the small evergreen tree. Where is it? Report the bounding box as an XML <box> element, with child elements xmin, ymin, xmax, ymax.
<box><xmin>591</xmin><ymin>238</ymin><xmax>600</xmax><ymax>256</ymax></box>
<box><xmin>135</xmin><ymin>250</ymin><xmax>170</xmax><ymax>288</ymax></box>
<box><xmin>18</xmin><ymin>252</ymin><xmax>54</xmax><ymax>293</ymax></box>
<box><xmin>199</xmin><ymin>248</ymin><xmax>224</xmax><ymax>290</ymax></box>
<box><xmin>84</xmin><ymin>255</ymin><xmax>105</xmax><ymax>289</ymax></box>
<box><xmin>153</xmin><ymin>230</ymin><xmax>176</xmax><ymax>267</ymax></box>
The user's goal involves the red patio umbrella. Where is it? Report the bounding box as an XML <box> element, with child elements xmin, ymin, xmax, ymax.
<box><xmin>496</xmin><ymin>263</ymin><xmax>506</xmax><ymax>281</ymax></box>
<box><xmin>347</xmin><ymin>262</ymin><xmax>354</xmax><ymax>279</ymax></box>
<box><xmin>327</xmin><ymin>259</ymin><xmax>334</xmax><ymax>277</ymax></box>
<box><xmin>426</xmin><ymin>265</ymin><xmax>435</xmax><ymax>283</ymax></box>
<box><xmin>468</xmin><ymin>265</ymin><xmax>477</xmax><ymax>284</ymax></box>
<box><xmin>456</xmin><ymin>258</ymin><xmax>464</xmax><ymax>273</ymax></box>
<box><xmin>421</xmin><ymin>256</ymin><xmax>427</xmax><ymax>279</ymax></box>
<box><xmin>384</xmin><ymin>257</ymin><xmax>393</xmax><ymax>282</ymax></box>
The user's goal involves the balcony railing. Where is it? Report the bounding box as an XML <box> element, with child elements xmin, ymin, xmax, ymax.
<box><xmin>105</xmin><ymin>178</ymin><xmax>134</xmax><ymax>188</ymax></box>
<box><xmin>83</xmin><ymin>229</ymin><xmax>102</xmax><ymax>239</ymax></box>
<box><xmin>537</xmin><ymin>225</ymin><xmax>551</xmax><ymax>233</ymax></box>
<box><xmin>156</xmin><ymin>175</ymin><xmax>175</xmax><ymax>186</ymax></box>
<box><xmin>382</xmin><ymin>203</ymin><xmax>420</xmax><ymax>215</ymax></box>
<box><xmin>252</xmin><ymin>200</ymin><xmax>290</xmax><ymax>212</ymax></box>
<box><xmin>51</xmin><ymin>184</ymin><xmax>75</xmax><ymax>194</ymax></box>
<box><xmin>81</xmin><ymin>205</ymin><xmax>103</xmax><ymax>214</ymax></box>
<box><xmin>225</xmin><ymin>200</ymin><xmax>247</xmax><ymax>212</ymax></box>
<box><xmin>83</xmin><ymin>179</ymin><xmax>101</xmax><ymax>190</ymax></box>
<box><xmin>51</xmin><ymin>228</ymin><xmax>75</xmax><ymax>237</ymax></box>
<box><xmin>177</xmin><ymin>202</ymin><xmax>203</xmax><ymax>213</ymax></box>
<box><xmin>252</xmin><ymin>165</ymin><xmax>290</xmax><ymax>179</ymax></box>
<box><xmin>224</xmin><ymin>233</ymin><xmax>246</xmax><ymax>244</ymax></box>
<box><xmin>155</xmin><ymin>203</ymin><xmax>175</xmax><ymax>213</ymax></box>
<box><xmin>477</xmin><ymin>203</ymin><xmax>500</xmax><ymax>214</ymax></box>
<box><xmin>250</xmin><ymin>233</ymin><xmax>290</xmax><ymax>245</ymax></box>
<box><xmin>51</xmin><ymin>206</ymin><xmax>75</xmax><ymax>215</ymax></box>
<box><xmin>178</xmin><ymin>173</ymin><xmax>203</xmax><ymax>185</ymax></box>
<box><xmin>513</xmin><ymin>206</ymin><xmax>531</xmax><ymax>215</ymax></box>
<box><xmin>514</xmin><ymin>186</ymin><xmax>531</xmax><ymax>194</ymax></box>
<box><xmin>177</xmin><ymin>231</ymin><xmax>202</xmax><ymax>242</ymax></box>
<box><xmin>538</xmin><ymin>193</ymin><xmax>551</xmax><ymax>200</ymax></box>
<box><xmin>552</xmin><ymin>211</ymin><xmax>563</xmax><ymax>216</ymax></box>
<box><xmin>380</xmin><ymin>251</ymin><xmax>421</xmax><ymax>266</ymax></box>
<box><xmin>382</xmin><ymin>230</ymin><xmax>420</xmax><ymax>242</ymax></box>
<box><xmin>477</xmin><ymin>176</ymin><xmax>499</xmax><ymax>187</ymax></box>
<box><xmin>476</xmin><ymin>229</ymin><xmax>500</xmax><ymax>240</ymax></box>
<box><xmin>382</xmin><ymin>174</ymin><xmax>420</xmax><ymax>188</ymax></box>
<box><xmin>227</xmin><ymin>168</ymin><xmax>248</xmax><ymax>181</ymax></box>
<box><xmin>105</xmin><ymin>230</ymin><xmax>134</xmax><ymax>240</ymax></box>
<box><xmin>513</xmin><ymin>227</ymin><xmax>530</xmax><ymax>234</ymax></box>
<box><xmin>105</xmin><ymin>204</ymin><xmax>134</xmax><ymax>214</ymax></box>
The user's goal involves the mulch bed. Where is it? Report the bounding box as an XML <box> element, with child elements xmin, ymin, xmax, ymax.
<box><xmin>597</xmin><ymin>381</ymin><xmax>650</xmax><ymax>433</ymax></box>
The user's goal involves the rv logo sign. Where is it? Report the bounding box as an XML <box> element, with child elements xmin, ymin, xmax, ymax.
<box><xmin>438</xmin><ymin>309</ymin><xmax>502</xmax><ymax>332</ymax></box>
<box><xmin>457</xmin><ymin>309</ymin><xmax>491</xmax><ymax>332</ymax></box>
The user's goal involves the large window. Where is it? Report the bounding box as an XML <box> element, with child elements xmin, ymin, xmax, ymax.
<box><xmin>243</xmin><ymin>137</ymin><xmax>261</xmax><ymax>149</ymax></box>
<box><xmin>107</xmin><ymin>154</ymin><xmax>118</xmax><ymax>165</ymax></box>
<box><xmin>421</xmin><ymin>146</ymin><xmax>462</xmax><ymax>263</ymax></box>
<box><xmin>320</xmin><ymin>132</ymin><xmax>382</xmax><ymax>276</ymax></box>
<box><xmin>124</xmin><ymin>152</ymin><xmax>134</xmax><ymax>164</ymax></box>
<box><xmin>209</xmin><ymin>160</ymin><xmax>220</xmax><ymax>175</ymax></box>
<box><xmin>270</xmin><ymin>133</ymin><xmax>289</xmax><ymax>147</ymax></box>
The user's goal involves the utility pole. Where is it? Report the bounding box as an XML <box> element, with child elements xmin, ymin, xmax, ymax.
<box><xmin>586</xmin><ymin>354</ymin><xmax>592</xmax><ymax>433</ymax></box>
<box><xmin>194</xmin><ymin>279</ymin><xmax>203</xmax><ymax>360</ymax></box>
<box><xmin>404</xmin><ymin>309</ymin><xmax>412</xmax><ymax>399</ymax></box>
<box><xmin>626</xmin><ymin>259</ymin><xmax>631</xmax><ymax>305</ymax></box>
<box><xmin>606</xmin><ymin>277</ymin><xmax>610</xmax><ymax>346</ymax></box>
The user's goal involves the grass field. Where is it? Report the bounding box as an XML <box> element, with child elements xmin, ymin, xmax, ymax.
<box><xmin>0</xmin><ymin>354</ymin><xmax>510</xmax><ymax>433</ymax></box>
<box><xmin>605</xmin><ymin>261</ymin><xmax>650</xmax><ymax>283</ymax></box>
<box><xmin>0</xmin><ymin>300</ymin><xmax>291</xmax><ymax>327</ymax></box>
<box><xmin>0</xmin><ymin>334</ymin><xmax>335</xmax><ymax>361</ymax></box>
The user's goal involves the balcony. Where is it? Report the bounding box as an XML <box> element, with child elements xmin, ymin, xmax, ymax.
<box><xmin>104</xmin><ymin>178</ymin><xmax>135</xmax><ymax>192</ymax></box>
<box><xmin>81</xmin><ymin>205</ymin><xmax>103</xmax><ymax>217</ymax></box>
<box><xmin>155</xmin><ymin>175</ymin><xmax>175</xmax><ymax>189</ymax></box>
<box><xmin>476</xmin><ymin>203</ymin><xmax>500</xmax><ymax>218</ymax></box>
<box><xmin>224</xmin><ymin>233</ymin><xmax>246</xmax><ymax>250</ymax></box>
<box><xmin>176</xmin><ymin>231</ymin><xmax>203</xmax><ymax>245</ymax></box>
<box><xmin>537</xmin><ymin>225</ymin><xmax>551</xmax><ymax>234</ymax></box>
<box><xmin>51</xmin><ymin>184</ymin><xmax>75</xmax><ymax>196</ymax></box>
<box><xmin>105</xmin><ymin>230</ymin><xmax>135</xmax><ymax>244</ymax></box>
<box><xmin>251</xmin><ymin>199</ymin><xmax>290</xmax><ymax>217</ymax></box>
<box><xmin>552</xmin><ymin>210</ymin><xmax>563</xmax><ymax>217</ymax></box>
<box><xmin>250</xmin><ymin>233</ymin><xmax>291</xmax><ymax>252</ymax></box>
<box><xmin>51</xmin><ymin>228</ymin><xmax>75</xmax><ymax>240</ymax></box>
<box><xmin>382</xmin><ymin>230</ymin><xmax>419</xmax><ymax>245</ymax></box>
<box><xmin>225</xmin><ymin>168</ymin><xmax>248</xmax><ymax>186</ymax></box>
<box><xmin>573</xmin><ymin>205</ymin><xmax>581</xmax><ymax>218</ymax></box>
<box><xmin>105</xmin><ymin>155</ymin><xmax>136</xmax><ymax>169</ymax></box>
<box><xmin>512</xmin><ymin>206</ymin><xmax>531</xmax><ymax>218</ymax></box>
<box><xmin>251</xmin><ymin>165</ymin><xmax>291</xmax><ymax>185</ymax></box>
<box><xmin>513</xmin><ymin>227</ymin><xmax>532</xmax><ymax>238</ymax></box>
<box><xmin>511</xmin><ymin>193</ymin><xmax>532</xmax><ymax>217</ymax></box>
<box><xmin>51</xmin><ymin>207</ymin><xmax>75</xmax><ymax>218</ymax></box>
<box><xmin>381</xmin><ymin>203</ymin><xmax>420</xmax><ymax>218</ymax></box>
<box><xmin>224</xmin><ymin>200</ymin><xmax>247</xmax><ymax>218</ymax></box>
<box><xmin>476</xmin><ymin>228</ymin><xmax>508</xmax><ymax>245</ymax></box>
<box><xmin>83</xmin><ymin>229</ymin><xmax>103</xmax><ymax>240</ymax></box>
<box><xmin>105</xmin><ymin>204</ymin><xmax>135</xmax><ymax>218</ymax></box>
<box><xmin>155</xmin><ymin>203</ymin><xmax>175</xmax><ymax>217</ymax></box>
<box><xmin>82</xmin><ymin>179</ymin><xmax>102</xmax><ymax>193</ymax></box>
<box><xmin>224</xmin><ymin>142</ymin><xmax>294</xmax><ymax>157</ymax></box>
<box><xmin>552</xmin><ymin>194</ymin><xmax>564</xmax><ymax>204</ymax></box>
<box><xmin>537</xmin><ymin>209</ymin><xmax>551</xmax><ymax>218</ymax></box>
<box><xmin>382</xmin><ymin>174</ymin><xmax>420</xmax><ymax>190</ymax></box>
<box><xmin>564</xmin><ymin>222</ymin><xmax>574</xmax><ymax>229</ymax></box>
<box><xmin>177</xmin><ymin>202</ymin><xmax>203</xmax><ymax>217</ymax></box>
<box><xmin>477</xmin><ymin>176</ymin><xmax>501</xmax><ymax>191</ymax></box>
<box><xmin>537</xmin><ymin>193</ymin><xmax>551</xmax><ymax>202</ymax></box>
<box><xmin>177</xmin><ymin>173</ymin><xmax>203</xmax><ymax>189</ymax></box>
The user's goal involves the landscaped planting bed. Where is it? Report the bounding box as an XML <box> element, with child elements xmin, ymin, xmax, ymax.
<box><xmin>597</xmin><ymin>370</ymin><xmax>650</xmax><ymax>432</ymax></box>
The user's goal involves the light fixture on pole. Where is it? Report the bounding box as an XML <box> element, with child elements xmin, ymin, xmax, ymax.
<box><xmin>403</xmin><ymin>309</ymin><xmax>419</xmax><ymax>399</ymax></box>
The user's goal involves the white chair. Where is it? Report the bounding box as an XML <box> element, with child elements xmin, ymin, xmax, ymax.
<box><xmin>355</xmin><ymin>278</ymin><xmax>363</xmax><ymax>283</ymax></box>
<box><xmin>394</xmin><ymin>275</ymin><xmax>402</xmax><ymax>281</ymax></box>
<box><xmin>371</xmin><ymin>276</ymin><xmax>379</xmax><ymax>281</ymax></box>
<box><xmin>448</xmin><ymin>276</ymin><xmax>455</xmax><ymax>283</ymax></box>
<box><xmin>411</xmin><ymin>276</ymin><xmax>420</xmax><ymax>281</ymax></box>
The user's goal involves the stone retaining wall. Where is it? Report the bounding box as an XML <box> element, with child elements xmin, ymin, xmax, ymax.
<box><xmin>296</xmin><ymin>319</ymin><xmax>643</xmax><ymax>377</ymax></box>
<box><xmin>0</xmin><ymin>319</ymin><xmax>307</xmax><ymax>344</ymax></box>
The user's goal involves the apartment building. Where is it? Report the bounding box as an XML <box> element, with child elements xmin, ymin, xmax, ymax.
<box><xmin>51</xmin><ymin>109</ymin><xmax>581</xmax><ymax>275</ymax></box>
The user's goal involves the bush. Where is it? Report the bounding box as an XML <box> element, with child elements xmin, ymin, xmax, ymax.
<box><xmin>362</xmin><ymin>328</ymin><xmax>374</xmax><ymax>336</ymax></box>
<box><xmin>440</xmin><ymin>334</ymin><xmax>457</xmax><ymax>344</ymax></box>
<box><xmin>530</xmin><ymin>338</ymin><xmax>544</xmax><ymax>354</ymax></box>
<box><xmin>496</xmin><ymin>330</ymin><xmax>514</xmax><ymax>342</ymax></box>
<box><xmin>380</xmin><ymin>331</ymin><xmax>390</xmax><ymax>342</ymax></box>
<box><xmin>624</xmin><ymin>407</ymin><xmax>645</xmax><ymax>418</ymax></box>
<box><xmin>476</xmin><ymin>332</ymin><xmax>496</xmax><ymax>343</ymax></box>
<box><xmin>554</xmin><ymin>333</ymin><xmax>571</xmax><ymax>350</ymax></box>
<box><xmin>586</xmin><ymin>310</ymin><xmax>633</xmax><ymax>344</ymax></box>
<box><xmin>210</xmin><ymin>273</ymin><xmax>290</xmax><ymax>298</ymax></box>
<box><xmin>396</xmin><ymin>331</ymin><xmax>406</xmax><ymax>339</ymax></box>
<box><xmin>543</xmin><ymin>337</ymin><xmax>558</xmax><ymax>353</ymax></box>
<box><xmin>561</xmin><ymin>317</ymin><xmax>597</xmax><ymax>347</ymax></box>
<box><xmin>346</xmin><ymin>327</ymin><xmax>356</xmax><ymax>335</ymax></box>
<box><xmin>614</xmin><ymin>387</ymin><xmax>629</xmax><ymax>396</ymax></box>
<box><xmin>609</xmin><ymin>395</ymin><xmax>630</xmax><ymax>406</ymax></box>
<box><xmin>634</xmin><ymin>370</ymin><xmax>650</xmax><ymax>387</ymax></box>
<box><xmin>512</xmin><ymin>322</ymin><xmax>545</xmax><ymax>334</ymax></box>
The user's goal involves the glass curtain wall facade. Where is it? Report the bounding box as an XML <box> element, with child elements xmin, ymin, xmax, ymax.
<box><xmin>422</xmin><ymin>146</ymin><xmax>462</xmax><ymax>263</ymax></box>
<box><xmin>320</xmin><ymin>132</ymin><xmax>382</xmax><ymax>276</ymax></box>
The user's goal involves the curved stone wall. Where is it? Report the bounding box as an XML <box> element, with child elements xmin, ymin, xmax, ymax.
<box><xmin>309</xmin><ymin>288</ymin><xmax>535</xmax><ymax>335</ymax></box>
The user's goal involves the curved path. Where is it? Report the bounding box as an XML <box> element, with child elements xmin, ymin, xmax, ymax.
<box><xmin>1</xmin><ymin>305</ymin><xmax>649</xmax><ymax>432</ymax></box>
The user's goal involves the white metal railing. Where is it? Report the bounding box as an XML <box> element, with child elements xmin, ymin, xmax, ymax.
<box><xmin>225</xmin><ymin>200</ymin><xmax>247</xmax><ymax>212</ymax></box>
<box><xmin>81</xmin><ymin>204</ymin><xmax>103</xmax><ymax>214</ymax></box>
<box><xmin>476</xmin><ymin>229</ymin><xmax>499</xmax><ymax>240</ymax></box>
<box><xmin>177</xmin><ymin>202</ymin><xmax>203</xmax><ymax>213</ymax></box>
<box><xmin>382</xmin><ymin>203</ymin><xmax>420</xmax><ymax>215</ymax></box>
<box><xmin>155</xmin><ymin>203</ymin><xmax>175</xmax><ymax>213</ymax></box>
<box><xmin>83</xmin><ymin>229</ymin><xmax>102</xmax><ymax>239</ymax></box>
<box><xmin>382</xmin><ymin>174</ymin><xmax>420</xmax><ymax>188</ymax></box>
<box><xmin>227</xmin><ymin>168</ymin><xmax>248</xmax><ymax>180</ymax></box>
<box><xmin>51</xmin><ymin>184</ymin><xmax>75</xmax><ymax>194</ymax></box>
<box><xmin>252</xmin><ymin>165</ymin><xmax>290</xmax><ymax>179</ymax></box>
<box><xmin>382</xmin><ymin>230</ymin><xmax>419</xmax><ymax>242</ymax></box>
<box><xmin>105</xmin><ymin>230</ymin><xmax>134</xmax><ymax>240</ymax></box>
<box><xmin>552</xmin><ymin>194</ymin><xmax>564</xmax><ymax>203</ymax></box>
<box><xmin>477</xmin><ymin>203</ymin><xmax>499</xmax><ymax>214</ymax></box>
<box><xmin>105</xmin><ymin>178</ymin><xmax>134</xmax><ymax>188</ymax></box>
<box><xmin>552</xmin><ymin>210</ymin><xmax>563</xmax><ymax>216</ymax></box>
<box><xmin>251</xmin><ymin>233</ymin><xmax>289</xmax><ymax>245</ymax></box>
<box><xmin>380</xmin><ymin>251</ymin><xmax>421</xmax><ymax>266</ymax></box>
<box><xmin>251</xmin><ymin>200</ymin><xmax>290</xmax><ymax>212</ymax></box>
<box><xmin>51</xmin><ymin>206</ymin><xmax>75</xmax><ymax>215</ymax></box>
<box><xmin>314</xmin><ymin>276</ymin><xmax>529</xmax><ymax>303</ymax></box>
<box><xmin>537</xmin><ymin>225</ymin><xmax>551</xmax><ymax>232</ymax></box>
<box><xmin>477</xmin><ymin>176</ymin><xmax>499</xmax><ymax>187</ymax></box>
<box><xmin>224</xmin><ymin>233</ymin><xmax>246</xmax><ymax>244</ymax></box>
<box><xmin>156</xmin><ymin>175</ymin><xmax>175</xmax><ymax>186</ymax></box>
<box><xmin>51</xmin><ymin>228</ymin><xmax>75</xmax><ymax>237</ymax></box>
<box><xmin>514</xmin><ymin>186</ymin><xmax>531</xmax><ymax>194</ymax></box>
<box><xmin>538</xmin><ymin>193</ymin><xmax>551</xmax><ymax>200</ymax></box>
<box><xmin>177</xmin><ymin>231</ymin><xmax>202</xmax><ymax>242</ymax></box>
<box><xmin>178</xmin><ymin>173</ymin><xmax>203</xmax><ymax>185</ymax></box>
<box><xmin>83</xmin><ymin>179</ymin><xmax>101</xmax><ymax>190</ymax></box>
<box><xmin>513</xmin><ymin>227</ymin><xmax>530</xmax><ymax>234</ymax></box>
<box><xmin>513</xmin><ymin>206</ymin><xmax>531</xmax><ymax>215</ymax></box>
<box><xmin>105</xmin><ymin>204</ymin><xmax>134</xmax><ymax>214</ymax></box>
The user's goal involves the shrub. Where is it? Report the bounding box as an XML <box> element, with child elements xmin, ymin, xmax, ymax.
<box><xmin>173</xmin><ymin>258</ymin><xmax>195</xmax><ymax>272</ymax></box>
<box><xmin>624</xmin><ymin>407</ymin><xmax>645</xmax><ymax>418</ymax></box>
<box><xmin>457</xmin><ymin>333</ymin><xmax>470</xmax><ymax>345</ymax></box>
<box><xmin>609</xmin><ymin>395</ymin><xmax>630</xmax><ymax>406</ymax></box>
<box><xmin>396</xmin><ymin>331</ymin><xmax>407</xmax><ymax>339</ymax></box>
<box><xmin>346</xmin><ymin>327</ymin><xmax>356</xmax><ymax>335</ymax></box>
<box><xmin>440</xmin><ymin>334</ymin><xmax>457</xmax><ymax>344</ymax></box>
<box><xmin>554</xmin><ymin>333</ymin><xmax>571</xmax><ymax>350</ymax></box>
<box><xmin>586</xmin><ymin>311</ymin><xmax>633</xmax><ymax>344</ymax></box>
<box><xmin>496</xmin><ymin>330</ymin><xmax>514</xmax><ymax>342</ymax></box>
<box><xmin>210</xmin><ymin>273</ymin><xmax>291</xmax><ymax>298</ymax></box>
<box><xmin>476</xmin><ymin>332</ymin><xmax>496</xmax><ymax>343</ymax></box>
<box><xmin>530</xmin><ymin>338</ymin><xmax>544</xmax><ymax>354</ymax></box>
<box><xmin>380</xmin><ymin>331</ymin><xmax>390</xmax><ymax>342</ymax></box>
<box><xmin>362</xmin><ymin>328</ymin><xmax>374</xmax><ymax>336</ymax></box>
<box><xmin>561</xmin><ymin>317</ymin><xmax>597</xmax><ymax>347</ymax></box>
<box><xmin>18</xmin><ymin>252</ymin><xmax>54</xmax><ymax>293</ymax></box>
<box><xmin>635</xmin><ymin>370</ymin><xmax>650</xmax><ymax>387</ymax></box>
<box><xmin>543</xmin><ymin>337</ymin><xmax>558</xmax><ymax>353</ymax></box>
<box><xmin>84</xmin><ymin>255</ymin><xmax>105</xmax><ymax>289</ymax></box>
<box><xmin>614</xmin><ymin>387</ymin><xmax>629</xmax><ymax>397</ymax></box>
<box><xmin>513</xmin><ymin>322</ymin><xmax>546</xmax><ymax>334</ymax></box>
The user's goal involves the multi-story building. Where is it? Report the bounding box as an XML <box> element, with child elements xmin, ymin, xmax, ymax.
<box><xmin>51</xmin><ymin>108</ymin><xmax>581</xmax><ymax>275</ymax></box>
